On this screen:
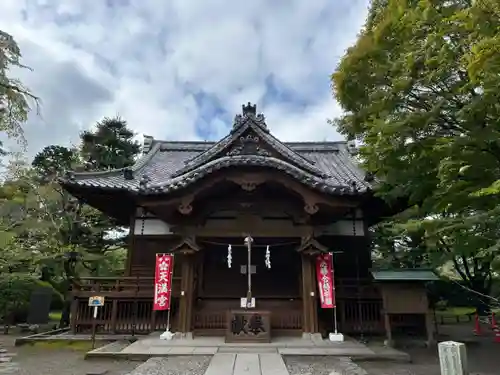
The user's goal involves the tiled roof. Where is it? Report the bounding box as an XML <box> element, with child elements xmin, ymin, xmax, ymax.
<box><xmin>60</xmin><ymin>104</ymin><xmax>373</xmax><ymax>196</ymax></box>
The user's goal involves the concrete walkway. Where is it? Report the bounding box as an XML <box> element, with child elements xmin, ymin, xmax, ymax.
<box><xmin>204</xmin><ymin>353</ymin><xmax>289</xmax><ymax>375</ymax></box>
<box><xmin>85</xmin><ymin>334</ymin><xmax>411</xmax><ymax>362</ymax></box>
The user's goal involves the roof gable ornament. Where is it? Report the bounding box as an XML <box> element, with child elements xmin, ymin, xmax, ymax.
<box><xmin>232</xmin><ymin>102</ymin><xmax>269</xmax><ymax>133</ymax></box>
<box><xmin>226</xmin><ymin>135</ymin><xmax>271</xmax><ymax>157</ymax></box>
<box><xmin>169</xmin><ymin>101</ymin><xmax>328</xmax><ymax>179</ymax></box>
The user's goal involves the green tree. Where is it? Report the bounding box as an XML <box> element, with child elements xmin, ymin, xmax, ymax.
<box><xmin>80</xmin><ymin>116</ymin><xmax>140</xmax><ymax>171</ymax></box>
<box><xmin>32</xmin><ymin>145</ymin><xmax>80</xmax><ymax>179</ymax></box>
<box><xmin>0</xmin><ymin>30</ymin><xmax>39</xmax><ymax>152</ymax></box>
<box><xmin>332</xmin><ymin>0</ymin><xmax>500</xmax><ymax>312</ymax></box>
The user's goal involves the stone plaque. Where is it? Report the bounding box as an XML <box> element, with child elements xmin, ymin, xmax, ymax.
<box><xmin>438</xmin><ymin>341</ymin><xmax>468</xmax><ymax>375</ymax></box>
<box><xmin>27</xmin><ymin>287</ymin><xmax>52</xmax><ymax>324</ymax></box>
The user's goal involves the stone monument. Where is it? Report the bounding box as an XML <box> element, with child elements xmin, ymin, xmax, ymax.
<box><xmin>438</xmin><ymin>341</ymin><xmax>468</xmax><ymax>375</ymax></box>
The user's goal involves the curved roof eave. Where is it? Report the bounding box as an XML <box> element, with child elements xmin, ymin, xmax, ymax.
<box><xmin>136</xmin><ymin>155</ymin><xmax>366</xmax><ymax>196</ymax></box>
<box><xmin>59</xmin><ymin>142</ymin><xmax>162</xmax><ymax>184</ymax></box>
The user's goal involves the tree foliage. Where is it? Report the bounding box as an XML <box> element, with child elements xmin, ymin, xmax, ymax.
<box><xmin>80</xmin><ymin>116</ymin><xmax>140</xmax><ymax>171</ymax></box>
<box><xmin>332</xmin><ymin>0</ymin><xmax>500</xmax><ymax>311</ymax></box>
<box><xmin>0</xmin><ymin>30</ymin><xmax>39</xmax><ymax>151</ymax></box>
<box><xmin>32</xmin><ymin>145</ymin><xmax>80</xmax><ymax>179</ymax></box>
<box><xmin>0</xmin><ymin>31</ymin><xmax>142</xmax><ymax>327</ymax></box>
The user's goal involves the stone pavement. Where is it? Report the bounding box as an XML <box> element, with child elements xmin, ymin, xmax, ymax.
<box><xmin>100</xmin><ymin>334</ymin><xmax>408</xmax><ymax>360</ymax></box>
<box><xmin>125</xmin><ymin>353</ymin><xmax>370</xmax><ymax>375</ymax></box>
<box><xmin>204</xmin><ymin>353</ymin><xmax>289</xmax><ymax>375</ymax></box>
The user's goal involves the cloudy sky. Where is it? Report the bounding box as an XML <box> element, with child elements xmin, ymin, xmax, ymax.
<box><xmin>2</xmin><ymin>0</ymin><xmax>369</xmax><ymax>156</ymax></box>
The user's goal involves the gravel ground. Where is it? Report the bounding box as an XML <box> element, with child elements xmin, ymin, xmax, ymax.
<box><xmin>0</xmin><ymin>335</ymin><xmax>140</xmax><ymax>375</ymax></box>
<box><xmin>125</xmin><ymin>357</ymin><xmax>211</xmax><ymax>375</ymax></box>
<box><xmin>284</xmin><ymin>356</ymin><xmax>368</xmax><ymax>375</ymax></box>
<box><xmin>356</xmin><ymin>345</ymin><xmax>499</xmax><ymax>375</ymax></box>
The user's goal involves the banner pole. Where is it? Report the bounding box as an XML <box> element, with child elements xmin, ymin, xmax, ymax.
<box><xmin>166</xmin><ymin>308</ymin><xmax>171</xmax><ymax>332</ymax></box>
<box><xmin>330</xmin><ymin>252</ymin><xmax>338</xmax><ymax>335</ymax></box>
<box><xmin>166</xmin><ymin>253</ymin><xmax>174</xmax><ymax>332</ymax></box>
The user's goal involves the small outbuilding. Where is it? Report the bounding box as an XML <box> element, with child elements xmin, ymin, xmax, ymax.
<box><xmin>371</xmin><ymin>269</ymin><xmax>439</xmax><ymax>347</ymax></box>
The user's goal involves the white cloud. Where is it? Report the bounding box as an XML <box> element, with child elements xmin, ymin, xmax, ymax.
<box><xmin>1</xmin><ymin>0</ymin><xmax>369</xmax><ymax>156</ymax></box>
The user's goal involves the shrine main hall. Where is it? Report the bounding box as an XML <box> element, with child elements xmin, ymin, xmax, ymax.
<box><xmin>61</xmin><ymin>103</ymin><xmax>436</xmax><ymax>344</ymax></box>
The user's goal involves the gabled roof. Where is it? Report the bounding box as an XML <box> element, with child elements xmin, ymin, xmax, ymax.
<box><xmin>60</xmin><ymin>103</ymin><xmax>373</xmax><ymax>196</ymax></box>
<box><xmin>173</xmin><ymin>105</ymin><xmax>327</xmax><ymax>179</ymax></box>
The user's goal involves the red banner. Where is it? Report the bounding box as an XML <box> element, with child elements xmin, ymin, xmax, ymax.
<box><xmin>316</xmin><ymin>253</ymin><xmax>335</xmax><ymax>309</ymax></box>
<box><xmin>153</xmin><ymin>254</ymin><xmax>174</xmax><ymax>311</ymax></box>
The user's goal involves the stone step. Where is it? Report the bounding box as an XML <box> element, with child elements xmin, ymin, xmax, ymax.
<box><xmin>259</xmin><ymin>353</ymin><xmax>289</xmax><ymax>375</ymax></box>
<box><xmin>233</xmin><ymin>354</ymin><xmax>261</xmax><ymax>375</ymax></box>
<box><xmin>218</xmin><ymin>347</ymin><xmax>278</xmax><ymax>354</ymax></box>
<box><xmin>203</xmin><ymin>353</ymin><xmax>290</xmax><ymax>375</ymax></box>
<box><xmin>204</xmin><ymin>353</ymin><xmax>236</xmax><ymax>375</ymax></box>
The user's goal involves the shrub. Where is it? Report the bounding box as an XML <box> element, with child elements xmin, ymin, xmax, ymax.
<box><xmin>0</xmin><ymin>273</ymin><xmax>60</xmax><ymax>326</ymax></box>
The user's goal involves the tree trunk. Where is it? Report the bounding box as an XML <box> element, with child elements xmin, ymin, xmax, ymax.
<box><xmin>469</xmin><ymin>279</ymin><xmax>492</xmax><ymax>316</ymax></box>
<box><xmin>58</xmin><ymin>279</ymin><xmax>71</xmax><ymax>328</ymax></box>
<box><xmin>59</xmin><ymin>300</ymin><xmax>71</xmax><ymax>328</ymax></box>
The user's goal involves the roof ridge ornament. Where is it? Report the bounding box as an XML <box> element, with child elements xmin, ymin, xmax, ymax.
<box><xmin>139</xmin><ymin>174</ymin><xmax>151</xmax><ymax>191</ymax></box>
<box><xmin>232</xmin><ymin>102</ymin><xmax>268</xmax><ymax>133</ymax></box>
<box><xmin>143</xmin><ymin>135</ymin><xmax>154</xmax><ymax>154</ymax></box>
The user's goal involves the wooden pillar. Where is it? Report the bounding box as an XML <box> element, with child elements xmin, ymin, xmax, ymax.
<box><xmin>111</xmin><ymin>299</ymin><xmax>118</xmax><ymax>334</ymax></box>
<box><xmin>301</xmin><ymin>254</ymin><xmax>311</xmax><ymax>334</ymax></box>
<box><xmin>309</xmin><ymin>257</ymin><xmax>319</xmax><ymax>333</ymax></box>
<box><xmin>70</xmin><ymin>298</ymin><xmax>78</xmax><ymax>334</ymax></box>
<box><xmin>383</xmin><ymin>310</ymin><xmax>393</xmax><ymax>346</ymax></box>
<box><xmin>381</xmin><ymin>288</ymin><xmax>393</xmax><ymax>346</ymax></box>
<box><xmin>178</xmin><ymin>254</ymin><xmax>195</xmax><ymax>334</ymax></box>
<box><xmin>125</xmin><ymin>214</ymin><xmax>135</xmax><ymax>276</ymax></box>
<box><xmin>301</xmin><ymin>254</ymin><xmax>318</xmax><ymax>334</ymax></box>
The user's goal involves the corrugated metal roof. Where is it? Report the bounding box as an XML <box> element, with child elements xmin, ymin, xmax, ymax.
<box><xmin>371</xmin><ymin>269</ymin><xmax>439</xmax><ymax>282</ymax></box>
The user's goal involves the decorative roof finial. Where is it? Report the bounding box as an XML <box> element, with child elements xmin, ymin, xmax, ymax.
<box><xmin>232</xmin><ymin>102</ymin><xmax>268</xmax><ymax>133</ymax></box>
<box><xmin>242</xmin><ymin>102</ymin><xmax>257</xmax><ymax>116</ymax></box>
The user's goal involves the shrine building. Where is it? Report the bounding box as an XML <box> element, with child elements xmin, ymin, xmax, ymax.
<box><xmin>60</xmin><ymin>103</ymin><xmax>437</xmax><ymax>344</ymax></box>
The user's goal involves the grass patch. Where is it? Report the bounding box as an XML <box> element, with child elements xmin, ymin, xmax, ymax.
<box><xmin>435</xmin><ymin>307</ymin><xmax>476</xmax><ymax>316</ymax></box>
<box><xmin>48</xmin><ymin>311</ymin><xmax>62</xmax><ymax>322</ymax></box>
<box><xmin>435</xmin><ymin>306</ymin><xmax>500</xmax><ymax>324</ymax></box>
<box><xmin>27</xmin><ymin>340</ymin><xmax>109</xmax><ymax>352</ymax></box>
<box><xmin>435</xmin><ymin>307</ymin><xmax>500</xmax><ymax>316</ymax></box>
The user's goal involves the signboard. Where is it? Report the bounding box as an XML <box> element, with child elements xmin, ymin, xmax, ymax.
<box><xmin>316</xmin><ymin>253</ymin><xmax>335</xmax><ymax>309</ymax></box>
<box><xmin>153</xmin><ymin>254</ymin><xmax>174</xmax><ymax>311</ymax></box>
<box><xmin>240</xmin><ymin>297</ymin><xmax>256</xmax><ymax>308</ymax></box>
<box><xmin>88</xmin><ymin>296</ymin><xmax>105</xmax><ymax>307</ymax></box>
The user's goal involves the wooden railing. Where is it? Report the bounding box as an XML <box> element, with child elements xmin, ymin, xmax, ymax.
<box><xmin>71</xmin><ymin>297</ymin><xmax>175</xmax><ymax>334</ymax></box>
<box><xmin>70</xmin><ymin>277</ymin><xmax>384</xmax><ymax>335</ymax></box>
<box><xmin>338</xmin><ymin>299</ymin><xmax>384</xmax><ymax>334</ymax></box>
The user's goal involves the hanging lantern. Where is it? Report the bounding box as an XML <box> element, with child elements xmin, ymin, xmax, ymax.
<box><xmin>227</xmin><ymin>244</ymin><xmax>232</xmax><ymax>268</ymax></box>
<box><xmin>265</xmin><ymin>245</ymin><xmax>271</xmax><ymax>269</ymax></box>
